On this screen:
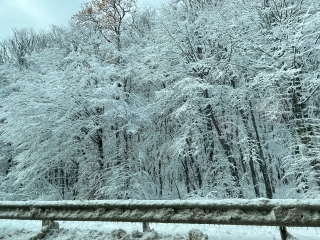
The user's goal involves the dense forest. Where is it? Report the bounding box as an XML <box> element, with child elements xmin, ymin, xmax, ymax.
<box><xmin>0</xmin><ymin>0</ymin><xmax>319</xmax><ymax>201</ymax></box>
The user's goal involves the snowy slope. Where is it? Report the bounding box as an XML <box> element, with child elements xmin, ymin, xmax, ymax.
<box><xmin>0</xmin><ymin>220</ymin><xmax>319</xmax><ymax>240</ymax></box>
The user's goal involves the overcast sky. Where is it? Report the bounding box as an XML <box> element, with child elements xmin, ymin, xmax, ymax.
<box><xmin>0</xmin><ymin>0</ymin><xmax>168</xmax><ymax>40</ymax></box>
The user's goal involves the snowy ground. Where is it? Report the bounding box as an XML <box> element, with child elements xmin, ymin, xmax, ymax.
<box><xmin>0</xmin><ymin>220</ymin><xmax>319</xmax><ymax>240</ymax></box>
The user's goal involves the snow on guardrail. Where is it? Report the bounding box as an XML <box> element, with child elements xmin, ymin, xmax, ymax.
<box><xmin>0</xmin><ymin>199</ymin><xmax>320</xmax><ymax>227</ymax></box>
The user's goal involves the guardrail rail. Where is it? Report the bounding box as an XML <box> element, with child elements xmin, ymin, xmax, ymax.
<box><xmin>0</xmin><ymin>199</ymin><xmax>319</xmax><ymax>239</ymax></box>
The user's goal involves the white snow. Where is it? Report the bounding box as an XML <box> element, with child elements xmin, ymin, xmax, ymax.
<box><xmin>1</xmin><ymin>198</ymin><xmax>319</xmax><ymax>208</ymax></box>
<box><xmin>0</xmin><ymin>219</ymin><xmax>319</xmax><ymax>240</ymax></box>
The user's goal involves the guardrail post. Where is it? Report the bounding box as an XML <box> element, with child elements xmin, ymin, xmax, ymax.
<box><xmin>29</xmin><ymin>220</ymin><xmax>59</xmax><ymax>240</ymax></box>
<box><xmin>279</xmin><ymin>226</ymin><xmax>290</xmax><ymax>240</ymax></box>
<box><xmin>143</xmin><ymin>222</ymin><xmax>151</xmax><ymax>232</ymax></box>
<box><xmin>42</xmin><ymin>220</ymin><xmax>59</xmax><ymax>229</ymax></box>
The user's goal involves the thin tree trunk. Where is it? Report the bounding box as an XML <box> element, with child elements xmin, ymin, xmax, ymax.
<box><xmin>210</xmin><ymin>114</ymin><xmax>243</xmax><ymax>197</ymax></box>
<box><xmin>182</xmin><ymin>157</ymin><xmax>191</xmax><ymax>194</ymax></box>
<box><xmin>238</xmin><ymin>108</ymin><xmax>261</xmax><ymax>197</ymax></box>
<box><xmin>249</xmin><ymin>105</ymin><xmax>273</xmax><ymax>199</ymax></box>
<box><xmin>186</xmin><ymin>136</ymin><xmax>202</xmax><ymax>189</ymax></box>
<box><xmin>249</xmin><ymin>147</ymin><xmax>261</xmax><ymax>198</ymax></box>
<box><xmin>203</xmin><ymin>89</ymin><xmax>242</xmax><ymax>197</ymax></box>
<box><xmin>158</xmin><ymin>161</ymin><xmax>163</xmax><ymax>197</ymax></box>
<box><xmin>97</xmin><ymin>128</ymin><xmax>104</xmax><ymax>169</ymax></box>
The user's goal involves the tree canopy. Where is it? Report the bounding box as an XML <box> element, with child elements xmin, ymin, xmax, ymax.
<box><xmin>0</xmin><ymin>0</ymin><xmax>320</xmax><ymax>201</ymax></box>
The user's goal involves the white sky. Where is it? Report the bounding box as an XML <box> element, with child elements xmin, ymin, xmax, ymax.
<box><xmin>0</xmin><ymin>0</ymin><xmax>168</xmax><ymax>40</ymax></box>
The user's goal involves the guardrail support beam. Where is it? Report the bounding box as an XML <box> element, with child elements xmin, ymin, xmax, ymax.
<box><xmin>0</xmin><ymin>199</ymin><xmax>319</xmax><ymax>227</ymax></box>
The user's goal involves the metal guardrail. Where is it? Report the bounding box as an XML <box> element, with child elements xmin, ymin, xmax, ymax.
<box><xmin>0</xmin><ymin>199</ymin><xmax>320</xmax><ymax>227</ymax></box>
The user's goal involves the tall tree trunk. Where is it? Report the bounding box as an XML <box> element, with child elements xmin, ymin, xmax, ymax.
<box><xmin>249</xmin><ymin>104</ymin><xmax>273</xmax><ymax>199</ymax></box>
<box><xmin>238</xmin><ymin>108</ymin><xmax>261</xmax><ymax>198</ymax></box>
<box><xmin>182</xmin><ymin>157</ymin><xmax>191</xmax><ymax>194</ymax></box>
<box><xmin>186</xmin><ymin>136</ymin><xmax>202</xmax><ymax>189</ymax></box>
<box><xmin>158</xmin><ymin>161</ymin><xmax>163</xmax><ymax>197</ymax></box>
<box><xmin>211</xmin><ymin>113</ymin><xmax>243</xmax><ymax>197</ymax></box>
<box><xmin>97</xmin><ymin>128</ymin><xmax>104</xmax><ymax>169</ymax></box>
<box><xmin>203</xmin><ymin>89</ymin><xmax>242</xmax><ymax>197</ymax></box>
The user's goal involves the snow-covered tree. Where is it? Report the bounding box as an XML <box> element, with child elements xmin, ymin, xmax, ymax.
<box><xmin>1</xmin><ymin>0</ymin><xmax>320</xmax><ymax>202</ymax></box>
